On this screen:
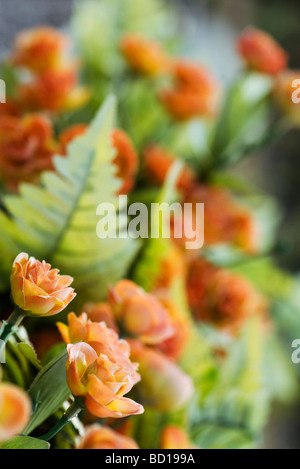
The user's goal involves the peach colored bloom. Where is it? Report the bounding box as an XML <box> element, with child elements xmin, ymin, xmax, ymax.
<box><xmin>109</xmin><ymin>280</ymin><xmax>174</xmax><ymax>345</ymax></box>
<box><xmin>0</xmin><ymin>114</ymin><xmax>55</xmax><ymax>191</ymax></box>
<box><xmin>237</xmin><ymin>28</ymin><xmax>288</xmax><ymax>75</ymax></box>
<box><xmin>66</xmin><ymin>325</ymin><xmax>143</xmax><ymax>418</ymax></box>
<box><xmin>11</xmin><ymin>26</ymin><xmax>68</xmax><ymax>74</ymax></box>
<box><xmin>83</xmin><ymin>302</ymin><xmax>118</xmax><ymax>332</ymax></box>
<box><xmin>128</xmin><ymin>340</ymin><xmax>194</xmax><ymax>412</ymax></box>
<box><xmin>160</xmin><ymin>60</ymin><xmax>220</xmax><ymax>121</ymax></box>
<box><xmin>120</xmin><ymin>34</ymin><xmax>170</xmax><ymax>76</ymax></box>
<box><xmin>10</xmin><ymin>253</ymin><xmax>76</xmax><ymax>317</ymax></box>
<box><xmin>19</xmin><ymin>67</ymin><xmax>89</xmax><ymax>113</ymax></box>
<box><xmin>77</xmin><ymin>424</ymin><xmax>139</xmax><ymax>449</ymax></box>
<box><xmin>187</xmin><ymin>258</ymin><xmax>268</xmax><ymax>332</ymax></box>
<box><xmin>0</xmin><ymin>383</ymin><xmax>32</xmax><ymax>444</ymax></box>
<box><xmin>144</xmin><ymin>145</ymin><xmax>196</xmax><ymax>194</ymax></box>
<box><xmin>154</xmin><ymin>245</ymin><xmax>186</xmax><ymax>290</ymax></box>
<box><xmin>111</xmin><ymin>129</ymin><xmax>139</xmax><ymax>195</ymax></box>
<box><xmin>274</xmin><ymin>70</ymin><xmax>300</xmax><ymax>126</ymax></box>
<box><xmin>161</xmin><ymin>425</ymin><xmax>198</xmax><ymax>449</ymax></box>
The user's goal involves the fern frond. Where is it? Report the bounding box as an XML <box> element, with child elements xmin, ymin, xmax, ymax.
<box><xmin>0</xmin><ymin>97</ymin><xmax>140</xmax><ymax>301</ymax></box>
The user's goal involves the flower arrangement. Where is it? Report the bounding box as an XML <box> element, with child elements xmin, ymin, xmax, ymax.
<box><xmin>0</xmin><ymin>0</ymin><xmax>300</xmax><ymax>450</ymax></box>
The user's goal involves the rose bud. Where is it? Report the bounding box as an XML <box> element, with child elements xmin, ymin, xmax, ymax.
<box><xmin>10</xmin><ymin>252</ymin><xmax>76</xmax><ymax>317</ymax></box>
<box><xmin>120</xmin><ymin>34</ymin><xmax>170</xmax><ymax>76</ymax></box>
<box><xmin>77</xmin><ymin>424</ymin><xmax>139</xmax><ymax>449</ymax></box>
<box><xmin>0</xmin><ymin>383</ymin><xmax>32</xmax><ymax>444</ymax></box>
<box><xmin>109</xmin><ymin>280</ymin><xmax>174</xmax><ymax>345</ymax></box>
<box><xmin>128</xmin><ymin>339</ymin><xmax>194</xmax><ymax>412</ymax></box>
<box><xmin>237</xmin><ymin>27</ymin><xmax>288</xmax><ymax>75</ymax></box>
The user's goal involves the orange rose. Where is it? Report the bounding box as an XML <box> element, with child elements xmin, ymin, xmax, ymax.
<box><xmin>111</xmin><ymin>129</ymin><xmax>139</xmax><ymax>195</ymax></box>
<box><xmin>160</xmin><ymin>425</ymin><xmax>198</xmax><ymax>449</ymax></box>
<box><xmin>66</xmin><ymin>325</ymin><xmax>144</xmax><ymax>418</ymax></box>
<box><xmin>10</xmin><ymin>253</ymin><xmax>76</xmax><ymax>317</ymax></box>
<box><xmin>19</xmin><ymin>67</ymin><xmax>89</xmax><ymax>113</ymax></box>
<box><xmin>187</xmin><ymin>258</ymin><xmax>268</xmax><ymax>332</ymax></box>
<box><xmin>12</xmin><ymin>26</ymin><xmax>68</xmax><ymax>73</ymax></box>
<box><xmin>83</xmin><ymin>302</ymin><xmax>118</xmax><ymax>332</ymax></box>
<box><xmin>77</xmin><ymin>424</ymin><xmax>139</xmax><ymax>449</ymax></box>
<box><xmin>274</xmin><ymin>70</ymin><xmax>300</xmax><ymax>126</ymax></box>
<box><xmin>144</xmin><ymin>145</ymin><xmax>196</xmax><ymax>194</ymax></box>
<box><xmin>128</xmin><ymin>340</ymin><xmax>194</xmax><ymax>412</ymax></box>
<box><xmin>237</xmin><ymin>28</ymin><xmax>288</xmax><ymax>75</ymax></box>
<box><xmin>0</xmin><ymin>383</ymin><xmax>32</xmax><ymax>444</ymax></box>
<box><xmin>0</xmin><ymin>114</ymin><xmax>55</xmax><ymax>191</ymax></box>
<box><xmin>109</xmin><ymin>280</ymin><xmax>174</xmax><ymax>345</ymax></box>
<box><xmin>160</xmin><ymin>60</ymin><xmax>220</xmax><ymax>121</ymax></box>
<box><xmin>120</xmin><ymin>34</ymin><xmax>170</xmax><ymax>76</ymax></box>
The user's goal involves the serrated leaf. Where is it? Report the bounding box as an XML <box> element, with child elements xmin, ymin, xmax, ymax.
<box><xmin>24</xmin><ymin>349</ymin><xmax>70</xmax><ymax>435</ymax></box>
<box><xmin>18</xmin><ymin>343</ymin><xmax>41</xmax><ymax>370</ymax></box>
<box><xmin>0</xmin><ymin>96</ymin><xmax>139</xmax><ymax>300</ymax></box>
<box><xmin>1</xmin><ymin>436</ymin><xmax>50</xmax><ymax>450</ymax></box>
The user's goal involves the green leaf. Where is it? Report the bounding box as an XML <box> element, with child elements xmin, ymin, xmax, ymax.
<box><xmin>1</xmin><ymin>436</ymin><xmax>50</xmax><ymax>450</ymax></box>
<box><xmin>0</xmin><ymin>96</ymin><xmax>139</xmax><ymax>300</ymax></box>
<box><xmin>18</xmin><ymin>342</ymin><xmax>41</xmax><ymax>370</ymax></box>
<box><xmin>24</xmin><ymin>349</ymin><xmax>70</xmax><ymax>435</ymax></box>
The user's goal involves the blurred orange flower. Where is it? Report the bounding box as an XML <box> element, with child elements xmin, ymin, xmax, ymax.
<box><xmin>11</xmin><ymin>26</ymin><xmax>69</xmax><ymax>74</ymax></box>
<box><xmin>0</xmin><ymin>113</ymin><xmax>55</xmax><ymax>191</ymax></box>
<box><xmin>0</xmin><ymin>383</ymin><xmax>32</xmax><ymax>444</ymax></box>
<box><xmin>144</xmin><ymin>145</ymin><xmax>196</xmax><ymax>193</ymax></box>
<box><xmin>58</xmin><ymin>124</ymin><xmax>88</xmax><ymax>155</ymax></box>
<box><xmin>187</xmin><ymin>258</ymin><xmax>267</xmax><ymax>332</ymax></box>
<box><xmin>19</xmin><ymin>67</ymin><xmax>89</xmax><ymax>113</ymax></box>
<box><xmin>161</xmin><ymin>425</ymin><xmax>198</xmax><ymax>449</ymax></box>
<box><xmin>129</xmin><ymin>339</ymin><xmax>194</xmax><ymax>412</ymax></box>
<box><xmin>173</xmin><ymin>184</ymin><xmax>259</xmax><ymax>254</ymax></box>
<box><xmin>83</xmin><ymin>302</ymin><xmax>118</xmax><ymax>332</ymax></box>
<box><xmin>237</xmin><ymin>28</ymin><xmax>288</xmax><ymax>75</ymax></box>
<box><xmin>274</xmin><ymin>70</ymin><xmax>300</xmax><ymax>126</ymax></box>
<box><xmin>77</xmin><ymin>424</ymin><xmax>139</xmax><ymax>449</ymax></box>
<box><xmin>109</xmin><ymin>280</ymin><xmax>174</xmax><ymax>345</ymax></box>
<box><xmin>11</xmin><ymin>252</ymin><xmax>76</xmax><ymax>317</ymax></box>
<box><xmin>160</xmin><ymin>60</ymin><xmax>220</xmax><ymax>121</ymax></box>
<box><xmin>120</xmin><ymin>34</ymin><xmax>170</xmax><ymax>76</ymax></box>
<box><xmin>111</xmin><ymin>129</ymin><xmax>139</xmax><ymax>195</ymax></box>
<box><xmin>66</xmin><ymin>326</ymin><xmax>144</xmax><ymax>418</ymax></box>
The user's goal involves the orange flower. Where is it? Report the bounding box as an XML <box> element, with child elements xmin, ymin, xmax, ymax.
<box><xmin>187</xmin><ymin>258</ymin><xmax>267</xmax><ymax>332</ymax></box>
<box><xmin>83</xmin><ymin>302</ymin><xmax>118</xmax><ymax>332</ymax></box>
<box><xmin>19</xmin><ymin>67</ymin><xmax>89</xmax><ymax>113</ymax></box>
<box><xmin>161</xmin><ymin>425</ymin><xmax>199</xmax><ymax>449</ymax></box>
<box><xmin>0</xmin><ymin>114</ymin><xmax>55</xmax><ymax>191</ymax></box>
<box><xmin>109</xmin><ymin>280</ymin><xmax>174</xmax><ymax>345</ymax></box>
<box><xmin>128</xmin><ymin>339</ymin><xmax>194</xmax><ymax>412</ymax></box>
<box><xmin>155</xmin><ymin>296</ymin><xmax>191</xmax><ymax>362</ymax></box>
<box><xmin>66</xmin><ymin>326</ymin><xmax>143</xmax><ymax>419</ymax></box>
<box><xmin>160</xmin><ymin>60</ymin><xmax>220</xmax><ymax>121</ymax></box>
<box><xmin>111</xmin><ymin>129</ymin><xmax>139</xmax><ymax>195</ymax></box>
<box><xmin>58</xmin><ymin>124</ymin><xmax>88</xmax><ymax>156</ymax></box>
<box><xmin>173</xmin><ymin>184</ymin><xmax>259</xmax><ymax>253</ymax></box>
<box><xmin>274</xmin><ymin>70</ymin><xmax>300</xmax><ymax>126</ymax></box>
<box><xmin>77</xmin><ymin>424</ymin><xmax>139</xmax><ymax>449</ymax></box>
<box><xmin>120</xmin><ymin>34</ymin><xmax>170</xmax><ymax>76</ymax></box>
<box><xmin>144</xmin><ymin>145</ymin><xmax>196</xmax><ymax>193</ymax></box>
<box><xmin>10</xmin><ymin>253</ymin><xmax>76</xmax><ymax>317</ymax></box>
<box><xmin>11</xmin><ymin>26</ymin><xmax>68</xmax><ymax>73</ymax></box>
<box><xmin>0</xmin><ymin>383</ymin><xmax>32</xmax><ymax>444</ymax></box>
<box><xmin>237</xmin><ymin>28</ymin><xmax>288</xmax><ymax>75</ymax></box>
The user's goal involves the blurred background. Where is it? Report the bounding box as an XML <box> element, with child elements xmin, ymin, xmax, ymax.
<box><xmin>0</xmin><ymin>0</ymin><xmax>299</xmax><ymax>448</ymax></box>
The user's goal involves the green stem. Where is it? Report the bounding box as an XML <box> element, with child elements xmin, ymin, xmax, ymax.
<box><xmin>38</xmin><ymin>399</ymin><xmax>84</xmax><ymax>442</ymax></box>
<box><xmin>0</xmin><ymin>307</ymin><xmax>25</xmax><ymax>355</ymax></box>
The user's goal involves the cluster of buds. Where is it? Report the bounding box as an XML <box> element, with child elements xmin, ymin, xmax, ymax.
<box><xmin>10</xmin><ymin>27</ymin><xmax>89</xmax><ymax>113</ymax></box>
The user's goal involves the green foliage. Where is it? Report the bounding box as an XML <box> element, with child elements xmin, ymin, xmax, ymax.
<box><xmin>1</xmin><ymin>436</ymin><xmax>50</xmax><ymax>450</ymax></box>
<box><xmin>0</xmin><ymin>97</ymin><xmax>139</xmax><ymax>301</ymax></box>
<box><xmin>24</xmin><ymin>349</ymin><xmax>70</xmax><ymax>435</ymax></box>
